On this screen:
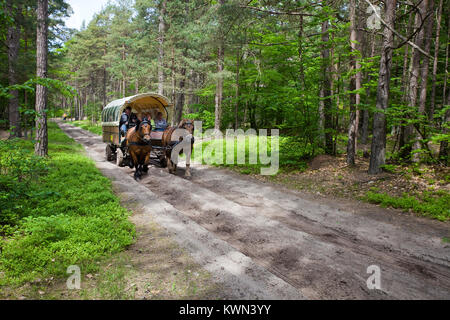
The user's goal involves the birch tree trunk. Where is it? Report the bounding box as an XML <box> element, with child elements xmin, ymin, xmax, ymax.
<box><xmin>35</xmin><ymin>0</ymin><xmax>48</xmax><ymax>157</ymax></box>
<box><xmin>368</xmin><ymin>0</ymin><xmax>396</xmax><ymax>174</ymax></box>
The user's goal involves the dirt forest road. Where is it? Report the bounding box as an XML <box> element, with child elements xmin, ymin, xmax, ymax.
<box><xmin>58</xmin><ymin>121</ymin><xmax>450</xmax><ymax>300</ymax></box>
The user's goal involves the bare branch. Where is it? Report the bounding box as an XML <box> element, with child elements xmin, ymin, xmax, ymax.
<box><xmin>364</xmin><ymin>0</ymin><xmax>434</xmax><ymax>59</ymax></box>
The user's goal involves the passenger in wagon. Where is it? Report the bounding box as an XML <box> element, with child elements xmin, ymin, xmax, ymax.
<box><xmin>154</xmin><ymin>112</ymin><xmax>167</xmax><ymax>131</ymax></box>
<box><xmin>120</xmin><ymin>106</ymin><xmax>139</xmax><ymax>137</ymax></box>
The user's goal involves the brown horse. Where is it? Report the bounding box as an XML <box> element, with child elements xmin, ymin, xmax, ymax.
<box><xmin>162</xmin><ymin>119</ymin><xmax>195</xmax><ymax>177</ymax></box>
<box><xmin>126</xmin><ymin>119</ymin><xmax>152</xmax><ymax>180</ymax></box>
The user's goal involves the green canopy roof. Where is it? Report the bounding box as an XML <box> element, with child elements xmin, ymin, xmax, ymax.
<box><xmin>101</xmin><ymin>93</ymin><xmax>173</xmax><ymax>126</ymax></box>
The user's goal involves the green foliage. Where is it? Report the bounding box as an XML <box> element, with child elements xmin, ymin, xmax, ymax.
<box><xmin>184</xmin><ymin>106</ymin><xmax>215</xmax><ymax>130</ymax></box>
<box><xmin>365</xmin><ymin>190</ymin><xmax>450</xmax><ymax>222</ymax></box>
<box><xmin>193</xmin><ymin>135</ymin><xmax>313</xmax><ymax>174</ymax></box>
<box><xmin>0</xmin><ymin>139</ymin><xmax>49</xmax><ymax>228</ymax></box>
<box><xmin>0</xmin><ymin>122</ymin><xmax>135</xmax><ymax>286</ymax></box>
<box><xmin>68</xmin><ymin>120</ymin><xmax>102</xmax><ymax>135</ymax></box>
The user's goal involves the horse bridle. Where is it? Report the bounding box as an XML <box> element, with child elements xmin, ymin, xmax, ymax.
<box><xmin>128</xmin><ymin>119</ymin><xmax>152</xmax><ymax>146</ymax></box>
<box><xmin>180</xmin><ymin>120</ymin><xmax>193</xmax><ymax>129</ymax></box>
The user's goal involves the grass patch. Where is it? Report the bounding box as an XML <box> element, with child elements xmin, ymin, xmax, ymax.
<box><xmin>365</xmin><ymin>190</ymin><xmax>450</xmax><ymax>222</ymax></box>
<box><xmin>193</xmin><ymin>136</ymin><xmax>312</xmax><ymax>175</ymax></box>
<box><xmin>67</xmin><ymin>120</ymin><xmax>102</xmax><ymax>136</ymax></box>
<box><xmin>0</xmin><ymin>122</ymin><xmax>135</xmax><ymax>287</ymax></box>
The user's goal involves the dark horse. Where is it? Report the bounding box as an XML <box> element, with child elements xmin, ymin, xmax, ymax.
<box><xmin>126</xmin><ymin>119</ymin><xmax>152</xmax><ymax>180</ymax></box>
<box><xmin>162</xmin><ymin>119</ymin><xmax>194</xmax><ymax>177</ymax></box>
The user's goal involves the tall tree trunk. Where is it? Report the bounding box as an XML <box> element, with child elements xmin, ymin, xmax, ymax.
<box><xmin>171</xmin><ymin>45</ymin><xmax>176</xmax><ymax>115</ymax></box>
<box><xmin>235</xmin><ymin>47</ymin><xmax>240</xmax><ymax>130</ymax></box>
<box><xmin>215</xmin><ymin>44</ymin><xmax>224</xmax><ymax>130</ymax></box>
<box><xmin>321</xmin><ymin>19</ymin><xmax>333</xmax><ymax>155</ymax></box>
<box><xmin>7</xmin><ymin>0</ymin><xmax>22</xmax><ymax>138</ymax></box>
<box><xmin>413</xmin><ymin>0</ymin><xmax>435</xmax><ymax>162</ymax></box>
<box><xmin>174</xmin><ymin>67</ymin><xmax>186</xmax><ymax>124</ymax></box>
<box><xmin>368</xmin><ymin>0</ymin><xmax>396</xmax><ymax>174</ymax></box>
<box><xmin>158</xmin><ymin>0</ymin><xmax>166</xmax><ymax>95</ymax></box>
<box><xmin>429</xmin><ymin>0</ymin><xmax>443</xmax><ymax>120</ymax></box>
<box><xmin>439</xmin><ymin>15</ymin><xmax>450</xmax><ymax>163</ymax></box>
<box><xmin>443</xmin><ymin>15</ymin><xmax>449</xmax><ymax>108</ymax></box>
<box><xmin>346</xmin><ymin>0</ymin><xmax>361</xmax><ymax>165</ymax></box>
<box><xmin>439</xmin><ymin>91</ymin><xmax>450</xmax><ymax>164</ymax></box>
<box><xmin>402</xmin><ymin>0</ymin><xmax>429</xmax><ymax>159</ymax></box>
<box><xmin>362</xmin><ymin>32</ymin><xmax>376</xmax><ymax>145</ymax></box>
<box><xmin>318</xmin><ymin>88</ymin><xmax>325</xmax><ymax>145</ymax></box>
<box><xmin>103</xmin><ymin>48</ymin><xmax>107</xmax><ymax>108</ymax></box>
<box><xmin>214</xmin><ymin>0</ymin><xmax>225</xmax><ymax>131</ymax></box>
<box><xmin>35</xmin><ymin>0</ymin><xmax>48</xmax><ymax>157</ymax></box>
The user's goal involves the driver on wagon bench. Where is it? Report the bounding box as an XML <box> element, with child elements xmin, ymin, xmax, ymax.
<box><xmin>120</xmin><ymin>106</ymin><xmax>138</xmax><ymax>136</ymax></box>
<box><xmin>119</xmin><ymin>106</ymin><xmax>139</xmax><ymax>146</ymax></box>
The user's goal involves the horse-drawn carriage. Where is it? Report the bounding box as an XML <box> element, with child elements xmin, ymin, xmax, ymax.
<box><xmin>101</xmin><ymin>92</ymin><xmax>173</xmax><ymax>169</ymax></box>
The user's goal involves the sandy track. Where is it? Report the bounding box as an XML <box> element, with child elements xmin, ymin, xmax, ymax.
<box><xmin>58</xmin><ymin>122</ymin><xmax>450</xmax><ymax>300</ymax></box>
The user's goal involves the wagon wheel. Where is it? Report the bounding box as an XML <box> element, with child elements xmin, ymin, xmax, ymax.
<box><xmin>105</xmin><ymin>145</ymin><xmax>114</xmax><ymax>161</ymax></box>
<box><xmin>116</xmin><ymin>148</ymin><xmax>125</xmax><ymax>167</ymax></box>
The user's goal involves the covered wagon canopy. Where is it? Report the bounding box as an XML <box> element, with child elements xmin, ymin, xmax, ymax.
<box><xmin>101</xmin><ymin>93</ymin><xmax>173</xmax><ymax>126</ymax></box>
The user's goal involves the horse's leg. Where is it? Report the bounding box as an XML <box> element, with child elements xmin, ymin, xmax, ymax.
<box><xmin>185</xmin><ymin>144</ymin><xmax>192</xmax><ymax>177</ymax></box>
<box><xmin>130</xmin><ymin>149</ymin><xmax>140</xmax><ymax>181</ymax></box>
<box><xmin>166</xmin><ymin>150</ymin><xmax>174</xmax><ymax>174</ymax></box>
<box><xmin>143</xmin><ymin>150</ymin><xmax>150</xmax><ymax>173</ymax></box>
<box><xmin>137</xmin><ymin>151</ymin><xmax>145</xmax><ymax>177</ymax></box>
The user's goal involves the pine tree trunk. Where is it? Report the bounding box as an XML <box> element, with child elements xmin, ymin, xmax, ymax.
<box><xmin>215</xmin><ymin>44</ymin><xmax>224</xmax><ymax>130</ymax></box>
<box><xmin>368</xmin><ymin>0</ymin><xmax>396</xmax><ymax>174</ymax></box>
<box><xmin>346</xmin><ymin>0</ymin><xmax>361</xmax><ymax>165</ymax></box>
<box><xmin>429</xmin><ymin>0</ymin><xmax>443</xmax><ymax>120</ymax></box>
<box><xmin>439</xmin><ymin>16</ymin><xmax>450</xmax><ymax>163</ymax></box>
<box><xmin>35</xmin><ymin>0</ymin><xmax>48</xmax><ymax>157</ymax></box>
<box><xmin>235</xmin><ymin>48</ymin><xmax>240</xmax><ymax>130</ymax></box>
<box><xmin>214</xmin><ymin>0</ymin><xmax>225</xmax><ymax>131</ymax></box>
<box><xmin>319</xmin><ymin>88</ymin><xmax>325</xmax><ymax>146</ymax></box>
<box><xmin>439</xmin><ymin>89</ymin><xmax>450</xmax><ymax>164</ymax></box>
<box><xmin>158</xmin><ymin>0</ymin><xmax>166</xmax><ymax>96</ymax></box>
<box><xmin>7</xmin><ymin>0</ymin><xmax>22</xmax><ymax>138</ymax></box>
<box><xmin>412</xmin><ymin>0</ymin><xmax>435</xmax><ymax>162</ymax></box>
<box><xmin>403</xmin><ymin>0</ymin><xmax>429</xmax><ymax>159</ymax></box>
<box><xmin>362</xmin><ymin>32</ymin><xmax>376</xmax><ymax>145</ymax></box>
<box><xmin>321</xmin><ymin>20</ymin><xmax>333</xmax><ymax>155</ymax></box>
<box><xmin>103</xmin><ymin>49</ymin><xmax>107</xmax><ymax>108</ymax></box>
<box><xmin>174</xmin><ymin>67</ymin><xmax>186</xmax><ymax>125</ymax></box>
<box><xmin>171</xmin><ymin>45</ymin><xmax>176</xmax><ymax>120</ymax></box>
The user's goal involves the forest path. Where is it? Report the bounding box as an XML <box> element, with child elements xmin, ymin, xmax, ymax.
<box><xmin>57</xmin><ymin>121</ymin><xmax>450</xmax><ymax>299</ymax></box>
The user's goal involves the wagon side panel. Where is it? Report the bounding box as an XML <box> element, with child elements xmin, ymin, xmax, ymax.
<box><xmin>102</xmin><ymin>125</ymin><xmax>119</xmax><ymax>145</ymax></box>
